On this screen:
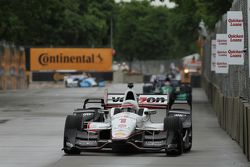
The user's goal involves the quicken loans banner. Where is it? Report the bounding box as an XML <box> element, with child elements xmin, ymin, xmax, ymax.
<box><xmin>227</xmin><ymin>11</ymin><xmax>244</xmax><ymax>65</ymax></box>
<box><xmin>30</xmin><ymin>48</ymin><xmax>113</xmax><ymax>72</ymax></box>
<box><xmin>216</xmin><ymin>34</ymin><xmax>228</xmax><ymax>74</ymax></box>
<box><xmin>211</xmin><ymin>40</ymin><xmax>216</xmax><ymax>71</ymax></box>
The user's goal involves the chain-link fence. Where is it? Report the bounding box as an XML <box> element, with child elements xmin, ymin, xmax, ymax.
<box><xmin>203</xmin><ymin>0</ymin><xmax>249</xmax><ymax>100</ymax></box>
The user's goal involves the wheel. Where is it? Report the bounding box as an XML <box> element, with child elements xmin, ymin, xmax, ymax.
<box><xmin>63</xmin><ymin>115</ymin><xmax>81</xmax><ymax>155</ymax></box>
<box><xmin>184</xmin><ymin>127</ymin><xmax>192</xmax><ymax>152</ymax></box>
<box><xmin>164</xmin><ymin>116</ymin><xmax>183</xmax><ymax>156</ymax></box>
<box><xmin>65</xmin><ymin>81</ymin><xmax>69</xmax><ymax>88</ymax></box>
<box><xmin>75</xmin><ymin>114</ymin><xmax>84</xmax><ymax>130</ymax></box>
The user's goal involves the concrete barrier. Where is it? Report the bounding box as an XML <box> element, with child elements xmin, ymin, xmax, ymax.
<box><xmin>239</xmin><ymin>99</ymin><xmax>247</xmax><ymax>148</ymax></box>
<box><xmin>233</xmin><ymin>97</ymin><xmax>240</xmax><ymax>141</ymax></box>
<box><xmin>247</xmin><ymin>106</ymin><xmax>250</xmax><ymax>161</ymax></box>
<box><xmin>220</xmin><ymin>93</ymin><xmax>225</xmax><ymax>130</ymax></box>
<box><xmin>223</xmin><ymin>96</ymin><xmax>228</xmax><ymax>131</ymax></box>
<box><xmin>213</xmin><ymin>86</ymin><xmax>218</xmax><ymax>120</ymax></box>
<box><xmin>227</xmin><ymin>97</ymin><xmax>234</xmax><ymax>136</ymax></box>
<box><xmin>243</xmin><ymin>103</ymin><xmax>250</xmax><ymax>155</ymax></box>
<box><xmin>202</xmin><ymin>76</ymin><xmax>250</xmax><ymax>161</ymax></box>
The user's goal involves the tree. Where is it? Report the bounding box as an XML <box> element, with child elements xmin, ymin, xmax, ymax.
<box><xmin>115</xmin><ymin>0</ymin><xmax>174</xmax><ymax>64</ymax></box>
<box><xmin>0</xmin><ymin>0</ymin><xmax>116</xmax><ymax>47</ymax></box>
<box><xmin>170</xmin><ymin>0</ymin><xmax>233</xmax><ymax>30</ymax></box>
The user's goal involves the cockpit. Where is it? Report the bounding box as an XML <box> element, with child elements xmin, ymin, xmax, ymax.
<box><xmin>120</xmin><ymin>100</ymin><xmax>139</xmax><ymax>113</ymax></box>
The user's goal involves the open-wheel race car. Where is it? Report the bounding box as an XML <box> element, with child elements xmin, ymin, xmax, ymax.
<box><xmin>63</xmin><ymin>83</ymin><xmax>192</xmax><ymax>156</ymax></box>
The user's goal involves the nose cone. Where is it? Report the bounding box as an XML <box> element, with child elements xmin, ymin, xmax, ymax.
<box><xmin>111</xmin><ymin>113</ymin><xmax>137</xmax><ymax>140</ymax></box>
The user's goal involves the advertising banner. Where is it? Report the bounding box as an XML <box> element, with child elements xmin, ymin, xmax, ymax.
<box><xmin>211</xmin><ymin>40</ymin><xmax>216</xmax><ymax>71</ymax></box>
<box><xmin>30</xmin><ymin>48</ymin><xmax>113</xmax><ymax>71</ymax></box>
<box><xmin>227</xmin><ymin>11</ymin><xmax>244</xmax><ymax>65</ymax></box>
<box><xmin>215</xmin><ymin>34</ymin><xmax>228</xmax><ymax>74</ymax></box>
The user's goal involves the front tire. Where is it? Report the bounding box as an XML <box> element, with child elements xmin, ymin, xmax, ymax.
<box><xmin>164</xmin><ymin>116</ymin><xmax>183</xmax><ymax>156</ymax></box>
<box><xmin>63</xmin><ymin>115</ymin><xmax>82</xmax><ymax>155</ymax></box>
<box><xmin>184</xmin><ymin>127</ymin><xmax>192</xmax><ymax>152</ymax></box>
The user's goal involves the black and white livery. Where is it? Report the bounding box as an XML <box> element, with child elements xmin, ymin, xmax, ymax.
<box><xmin>63</xmin><ymin>83</ymin><xmax>192</xmax><ymax>156</ymax></box>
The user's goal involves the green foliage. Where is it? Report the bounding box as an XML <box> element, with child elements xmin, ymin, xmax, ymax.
<box><xmin>171</xmin><ymin>0</ymin><xmax>233</xmax><ymax>29</ymax></box>
<box><xmin>0</xmin><ymin>0</ymin><xmax>232</xmax><ymax>61</ymax></box>
<box><xmin>0</xmin><ymin>0</ymin><xmax>116</xmax><ymax>46</ymax></box>
<box><xmin>115</xmin><ymin>1</ymin><xmax>176</xmax><ymax>61</ymax></box>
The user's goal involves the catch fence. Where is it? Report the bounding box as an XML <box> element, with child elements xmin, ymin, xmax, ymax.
<box><xmin>203</xmin><ymin>0</ymin><xmax>249</xmax><ymax>99</ymax></box>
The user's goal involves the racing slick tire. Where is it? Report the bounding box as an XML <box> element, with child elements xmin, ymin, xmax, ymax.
<box><xmin>63</xmin><ymin>115</ymin><xmax>82</xmax><ymax>154</ymax></box>
<box><xmin>164</xmin><ymin>116</ymin><xmax>183</xmax><ymax>156</ymax></box>
<box><xmin>65</xmin><ymin>81</ymin><xmax>69</xmax><ymax>88</ymax></box>
<box><xmin>184</xmin><ymin>126</ymin><xmax>192</xmax><ymax>152</ymax></box>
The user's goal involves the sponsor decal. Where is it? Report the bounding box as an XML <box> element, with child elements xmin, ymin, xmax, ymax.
<box><xmin>228</xmin><ymin>18</ymin><xmax>243</xmax><ymax>26</ymax></box>
<box><xmin>215</xmin><ymin>34</ymin><xmax>228</xmax><ymax>74</ymax></box>
<box><xmin>83</xmin><ymin>113</ymin><xmax>93</xmax><ymax>116</ymax></box>
<box><xmin>217</xmin><ymin>39</ymin><xmax>227</xmax><ymax>45</ymax></box>
<box><xmin>227</xmin><ymin>11</ymin><xmax>244</xmax><ymax>65</ymax></box>
<box><xmin>139</xmin><ymin>95</ymin><xmax>168</xmax><ymax>105</ymax></box>
<box><xmin>38</xmin><ymin>53</ymin><xmax>103</xmax><ymax>66</ymax></box>
<box><xmin>119</xmin><ymin>118</ymin><xmax>127</xmax><ymax>124</ymax></box>
<box><xmin>228</xmin><ymin>34</ymin><xmax>243</xmax><ymax>42</ymax></box>
<box><xmin>139</xmin><ymin>97</ymin><xmax>166</xmax><ymax>103</ymax></box>
<box><xmin>118</xmin><ymin>124</ymin><xmax>127</xmax><ymax>128</ymax></box>
<box><xmin>211</xmin><ymin>40</ymin><xmax>216</xmax><ymax>71</ymax></box>
<box><xmin>112</xmin><ymin>97</ymin><xmax>124</xmax><ymax>103</ymax></box>
<box><xmin>228</xmin><ymin>50</ymin><xmax>243</xmax><ymax>58</ymax></box>
<box><xmin>30</xmin><ymin>48</ymin><xmax>112</xmax><ymax>71</ymax></box>
<box><xmin>114</xmin><ymin>131</ymin><xmax>126</xmax><ymax>138</ymax></box>
<box><xmin>111</xmin><ymin>96</ymin><xmax>167</xmax><ymax>104</ymax></box>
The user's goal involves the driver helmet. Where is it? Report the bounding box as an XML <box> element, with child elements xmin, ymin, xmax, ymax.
<box><xmin>121</xmin><ymin>100</ymin><xmax>139</xmax><ymax>113</ymax></box>
<box><xmin>165</xmin><ymin>77</ymin><xmax>171</xmax><ymax>86</ymax></box>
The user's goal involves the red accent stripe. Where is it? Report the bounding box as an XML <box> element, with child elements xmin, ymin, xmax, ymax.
<box><xmin>105</xmin><ymin>104</ymin><xmax>168</xmax><ymax>109</ymax></box>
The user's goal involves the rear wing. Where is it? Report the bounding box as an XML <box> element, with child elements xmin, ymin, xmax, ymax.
<box><xmin>104</xmin><ymin>91</ymin><xmax>169</xmax><ymax>109</ymax></box>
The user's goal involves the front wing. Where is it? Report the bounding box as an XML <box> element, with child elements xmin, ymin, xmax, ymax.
<box><xmin>67</xmin><ymin>128</ymin><xmax>167</xmax><ymax>152</ymax></box>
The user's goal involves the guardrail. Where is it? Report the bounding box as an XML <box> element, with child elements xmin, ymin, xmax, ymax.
<box><xmin>203</xmin><ymin>76</ymin><xmax>250</xmax><ymax>161</ymax></box>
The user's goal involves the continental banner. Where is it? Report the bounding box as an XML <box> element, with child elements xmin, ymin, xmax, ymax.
<box><xmin>30</xmin><ymin>48</ymin><xmax>113</xmax><ymax>71</ymax></box>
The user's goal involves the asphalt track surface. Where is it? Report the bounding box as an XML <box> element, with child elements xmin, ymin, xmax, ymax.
<box><xmin>0</xmin><ymin>83</ymin><xmax>249</xmax><ymax>167</ymax></box>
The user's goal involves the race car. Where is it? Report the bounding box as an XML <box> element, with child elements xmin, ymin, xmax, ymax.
<box><xmin>143</xmin><ymin>73</ymin><xmax>191</xmax><ymax>94</ymax></box>
<box><xmin>143</xmin><ymin>75</ymin><xmax>166</xmax><ymax>94</ymax></box>
<box><xmin>64</xmin><ymin>75</ymin><xmax>86</xmax><ymax>88</ymax></box>
<box><xmin>63</xmin><ymin>83</ymin><xmax>192</xmax><ymax>156</ymax></box>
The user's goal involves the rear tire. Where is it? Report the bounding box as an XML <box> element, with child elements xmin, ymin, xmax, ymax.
<box><xmin>164</xmin><ymin>116</ymin><xmax>183</xmax><ymax>156</ymax></box>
